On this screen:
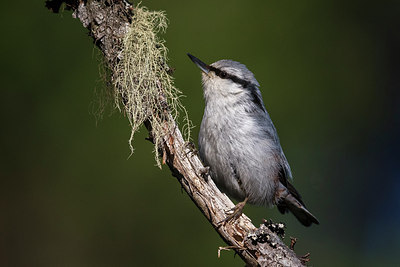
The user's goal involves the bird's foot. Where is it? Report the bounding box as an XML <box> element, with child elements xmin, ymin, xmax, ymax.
<box><xmin>199</xmin><ymin>166</ymin><xmax>210</xmax><ymax>180</ymax></box>
<box><xmin>184</xmin><ymin>141</ymin><xmax>198</xmax><ymax>156</ymax></box>
<box><xmin>218</xmin><ymin>197</ymin><xmax>248</xmax><ymax>225</ymax></box>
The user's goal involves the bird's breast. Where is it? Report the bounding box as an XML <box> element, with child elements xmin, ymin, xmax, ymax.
<box><xmin>198</xmin><ymin>102</ymin><xmax>282</xmax><ymax>206</ymax></box>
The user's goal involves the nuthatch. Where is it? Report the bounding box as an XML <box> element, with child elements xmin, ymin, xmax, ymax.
<box><xmin>188</xmin><ymin>53</ymin><xmax>319</xmax><ymax>226</ymax></box>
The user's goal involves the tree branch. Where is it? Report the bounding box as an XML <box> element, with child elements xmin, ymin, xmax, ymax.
<box><xmin>46</xmin><ymin>1</ymin><xmax>305</xmax><ymax>266</ymax></box>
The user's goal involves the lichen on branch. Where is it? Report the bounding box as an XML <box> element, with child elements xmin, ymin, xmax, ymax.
<box><xmin>111</xmin><ymin>5</ymin><xmax>191</xmax><ymax>167</ymax></box>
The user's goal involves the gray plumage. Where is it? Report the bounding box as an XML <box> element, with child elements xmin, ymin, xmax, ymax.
<box><xmin>188</xmin><ymin>54</ymin><xmax>319</xmax><ymax>226</ymax></box>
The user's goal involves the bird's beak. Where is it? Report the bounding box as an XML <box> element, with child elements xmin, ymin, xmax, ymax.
<box><xmin>187</xmin><ymin>53</ymin><xmax>210</xmax><ymax>74</ymax></box>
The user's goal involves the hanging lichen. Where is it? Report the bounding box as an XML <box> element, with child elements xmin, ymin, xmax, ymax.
<box><xmin>111</xmin><ymin>5</ymin><xmax>192</xmax><ymax>167</ymax></box>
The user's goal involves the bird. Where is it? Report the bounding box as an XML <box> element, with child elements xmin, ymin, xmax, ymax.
<box><xmin>187</xmin><ymin>53</ymin><xmax>319</xmax><ymax>226</ymax></box>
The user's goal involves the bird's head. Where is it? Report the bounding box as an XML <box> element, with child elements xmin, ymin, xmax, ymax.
<box><xmin>188</xmin><ymin>53</ymin><xmax>263</xmax><ymax>109</ymax></box>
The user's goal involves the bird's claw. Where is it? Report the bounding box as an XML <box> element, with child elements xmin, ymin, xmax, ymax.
<box><xmin>218</xmin><ymin>197</ymin><xmax>248</xmax><ymax>225</ymax></box>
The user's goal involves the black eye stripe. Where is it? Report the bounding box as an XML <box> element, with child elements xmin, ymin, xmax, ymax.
<box><xmin>209</xmin><ymin>66</ymin><xmax>252</xmax><ymax>88</ymax></box>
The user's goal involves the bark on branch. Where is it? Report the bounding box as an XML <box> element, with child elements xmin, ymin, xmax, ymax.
<box><xmin>46</xmin><ymin>1</ymin><xmax>306</xmax><ymax>266</ymax></box>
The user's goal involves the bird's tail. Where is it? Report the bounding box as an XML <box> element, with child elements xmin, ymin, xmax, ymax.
<box><xmin>277</xmin><ymin>182</ymin><xmax>319</xmax><ymax>227</ymax></box>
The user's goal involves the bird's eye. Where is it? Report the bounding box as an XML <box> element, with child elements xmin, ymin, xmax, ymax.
<box><xmin>219</xmin><ymin>71</ymin><xmax>227</xmax><ymax>78</ymax></box>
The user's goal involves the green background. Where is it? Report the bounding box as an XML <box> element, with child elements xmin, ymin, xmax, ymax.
<box><xmin>1</xmin><ymin>1</ymin><xmax>399</xmax><ymax>266</ymax></box>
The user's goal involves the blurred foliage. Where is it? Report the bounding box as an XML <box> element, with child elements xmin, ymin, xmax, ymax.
<box><xmin>0</xmin><ymin>1</ymin><xmax>399</xmax><ymax>266</ymax></box>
